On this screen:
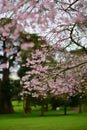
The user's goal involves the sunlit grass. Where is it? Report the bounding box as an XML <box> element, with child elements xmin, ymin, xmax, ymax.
<box><xmin>0</xmin><ymin>101</ymin><xmax>87</xmax><ymax>130</ymax></box>
<box><xmin>0</xmin><ymin>112</ymin><xmax>87</xmax><ymax>130</ymax></box>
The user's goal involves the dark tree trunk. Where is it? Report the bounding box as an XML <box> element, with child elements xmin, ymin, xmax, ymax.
<box><xmin>64</xmin><ymin>105</ymin><xmax>67</xmax><ymax>115</ymax></box>
<box><xmin>41</xmin><ymin>103</ymin><xmax>45</xmax><ymax>116</ymax></box>
<box><xmin>51</xmin><ymin>103</ymin><xmax>57</xmax><ymax>110</ymax></box>
<box><xmin>0</xmin><ymin>98</ymin><xmax>14</xmax><ymax>114</ymax></box>
<box><xmin>0</xmin><ymin>40</ymin><xmax>14</xmax><ymax>114</ymax></box>
<box><xmin>0</xmin><ymin>80</ymin><xmax>14</xmax><ymax>114</ymax></box>
<box><xmin>79</xmin><ymin>99</ymin><xmax>82</xmax><ymax>113</ymax></box>
<box><xmin>44</xmin><ymin>103</ymin><xmax>48</xmax><ymax>111</ymax></box>
<box><xmin>24</xmin><ymin>96</ymin><xmax>32</xmax><ymax>113</ymax></box>
<box><xmin>0</xmin><ymin>50</ymin><xmax>14</xmax><ymax>114</ymax></box>
<box><xmin>40</xmin><ymin>99</ymin><xmax>46</xmax><ymax>116</ymax></box>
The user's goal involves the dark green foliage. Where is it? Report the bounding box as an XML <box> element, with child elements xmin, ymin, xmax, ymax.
<box><xmin>0</xmin><ymin>18</ymin><xmax>11</xmax><ymax>26</ymax></box>
<box><xmin>69</xmin><ymin>94</ymin><xmax>82</xmax><ymax>107</ymax></box>
<box><xmin>20</xmin><ymin>33</ymin><xmax>46</xmax><ymax>49</ymax></box>
<box><xmin>2</xmin><ymin>79</ymin><xmax>20</xmax><ymax>100</ymax></box>
<box><xmin>10</xmin><ymin>79</ymin><xmax>21</xmax><ymax>100</ymax></box>
<box><xmin>50</xmin><ymin>97</ymin><xmax>65</xmax><ymax>110</ymax></box>
<box><xmin>18</xmin><ymin>66</ymin><xmax>29</xmax><ymax>78</ymax></box>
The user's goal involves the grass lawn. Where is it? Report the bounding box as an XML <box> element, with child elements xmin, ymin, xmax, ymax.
<box><xmin>0</xmin><ymin>110</ymin><xmax>87</xmax><ymax>130</ymax></box>
<box><xmin>0</xmin><ymin>101</ymin><xmax>87</xmax><ymax>130</ymax></box>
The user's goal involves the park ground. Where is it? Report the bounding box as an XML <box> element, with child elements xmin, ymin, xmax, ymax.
<box><xmin>0</xmin><ymin>101</ymin><xmax>87</xmax><ymax>130</ymax></box>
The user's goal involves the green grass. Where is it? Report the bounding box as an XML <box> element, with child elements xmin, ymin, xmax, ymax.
<box><xmin>0</xmin><ymin>101</ymin><xmax>87</xmax><ymax>130</ymax></box>
<box><xmin>0</xmin><ymin>111</ymin><xmax>87</xmax><ymax>130</ymax></box>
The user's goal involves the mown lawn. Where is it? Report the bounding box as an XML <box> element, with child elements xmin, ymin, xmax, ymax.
<box><xmin>0</xmin><ymin>101</ymin><xmax>87</xmax><ymax>130</ymax></box>
<box><xmin>0</xmin><ymin>110</ymin><xmax>87</xmax><ymax>130</ymax></box>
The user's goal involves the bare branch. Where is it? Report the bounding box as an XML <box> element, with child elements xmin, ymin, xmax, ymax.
<box><xmin>70</xmin><ymin>24</ymin><xmax>87</xmax><ymax>54</ymax></box>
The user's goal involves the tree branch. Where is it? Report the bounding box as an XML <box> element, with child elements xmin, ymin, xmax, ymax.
<box><xmin>70</xmin><ymin>24</ymin><xmax>87</xmax><ymax>54</ymax></box>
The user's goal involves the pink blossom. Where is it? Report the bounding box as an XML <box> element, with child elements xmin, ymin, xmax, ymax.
<box><xmin>0</xmin><ymin>63</ymin><xmax>8</xmax><ymax>69</ymax></box>
<box><xmin>2</xmin><ymin>32</ymin><xmax>9</xmax><ymax>37</ymax></box>
<box><xmin>21</xmin><ymin>42</ymin><xmax>34</xmax><ymax>50</ymax></box>
<box><xmin>4</xmin><ymin>49</ymin><xmax>13</xmax><ymax>55</ymax></box>
<box><xmin>72</xmin><ymin>13</ymin><xmax>85</xmax><ymax>23</ymax></box>
<box><xmin>29</xmin><ymin>1</ymin><xmax>37</xmax><ymax>6</ymax></box>
<box><xmin>44</xmin><ymin>1</ymin><xmax>55</xmax><ymax>9</ymax></box>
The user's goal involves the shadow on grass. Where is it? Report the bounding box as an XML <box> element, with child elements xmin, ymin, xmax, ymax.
<box><xmin>0</xmin><ymin>109</ymin><xmax>84</xmax><ymax>120</ymax></box>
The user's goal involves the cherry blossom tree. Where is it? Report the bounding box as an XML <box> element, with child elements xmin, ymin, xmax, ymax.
<box><xmin>0</xmin><ymin>0</ymin><xmax>87</xmax><ymax>51</ymax></box>
<box><xmin>20</xmin><ymin>34</ymin><xmax>52</xmax><ymax>115</ymax></box>
<box><xmin>46</xmin><ymin>50</ymin><xmax>87</xmax><ymax>114</ymax></box>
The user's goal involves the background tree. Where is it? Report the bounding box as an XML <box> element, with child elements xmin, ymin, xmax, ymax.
<box><xmin>0</xmin><ymin>18</ymin><xmax>22</xmax><ymax>113</ymax></box>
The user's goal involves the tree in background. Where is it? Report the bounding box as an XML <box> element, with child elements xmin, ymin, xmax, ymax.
<box><xmin>0</xmin><ymin>18</ymin><xmax>22</xmax><ymax>113</ymax></box>
<box><xmin>47</xmin><ymin>50</ymin><xmax>87</xmax><ymax>114</ymax></box>
<box><xmin>20</xmin><ymin>34</ymin><xmax>53</xmax><ymax>116</ymax></box>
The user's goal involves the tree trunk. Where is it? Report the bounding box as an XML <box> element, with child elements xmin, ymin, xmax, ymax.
<box><xmin>0</xmin><ymin>80</ymin><xmax>14</xmax><ymax>114</ymax></box>
<box><xmin>41</xmin><ymin>100</ymin><xmax>46</xmax><ymax>116</ymax></box>
<box><xmin>41</xmin><ymin>103</ymin><xmax>45</xmax><ymax>116</ymax></box>
<box><xmin>79</xmin><ymin>99</ymin><xmax>82</xmax><ymax>113</ymax></box>
<box><xmin>0</xmin><ymin>40</ymin><xmax>14</xmax><ymax>114</ymax></box>
<box><xmin>44</xmin><ymin>103</ymin><xmax>48</xmax><ymax>111</ymax></box>
<box><xmin>0</xmin><ymin>68</ymin><xmax>14</xmax><ymax>114</ymax></box>
<box><xmin>64</xmin><ymin>105</ymin><xmax>67</xmax><ymax>115</ymax></box>
<box><xmin>0</xmin><ymin>98</ymin><xmax>14</xmax><ymax>114</ymax></box>
<box><xmin>24</xmin><ymin>96</ymin><xmax>32</xmax><ymax>113</ymax></box>
<box><xmin>51</xmin><ymin>103</ymin><xmax>57</xmax><ymax>110</ymax></box>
